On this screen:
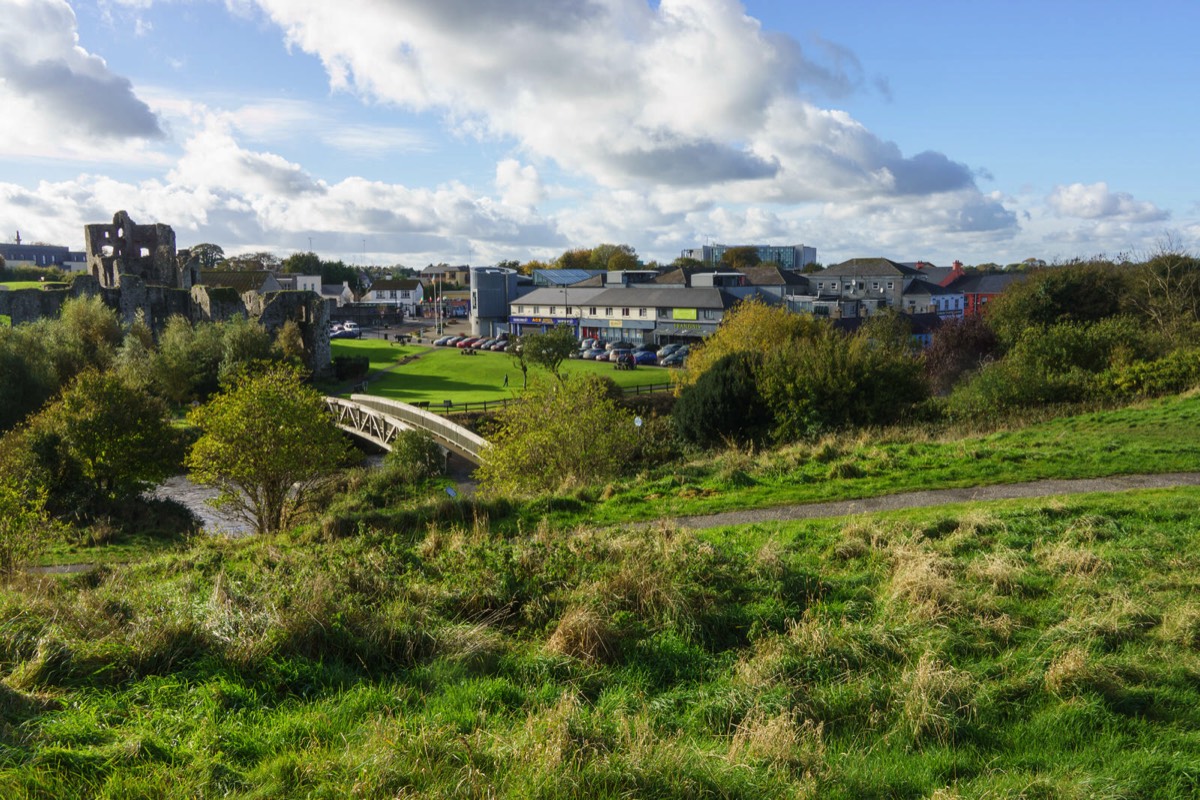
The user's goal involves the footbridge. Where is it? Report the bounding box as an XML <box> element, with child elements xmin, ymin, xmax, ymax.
<box><xmin>325</xmin><ymin>394</ymin><xmax>490</xmax><ymax>464</ymax></box>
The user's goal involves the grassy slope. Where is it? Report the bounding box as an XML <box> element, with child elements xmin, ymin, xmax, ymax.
<box><xmin>2</xmin><ymin>488</ymin><xmax>1199</xmax><ymax>797</ymax></box>
<box><xmin>331</xmin><ymin>341</ymin><xmax>671</xmax><ymax>404</ymax></box>
<box><xmin>556</xmin><ymin>391</ymin><xmax>1200</xmax><ymax>527</ymax></box>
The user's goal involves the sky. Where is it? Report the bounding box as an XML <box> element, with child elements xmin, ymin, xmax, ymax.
<box><xmin>1</xmin><ymin>0</ymin><xmax>1197</xmax><ymax>270</ymax></box>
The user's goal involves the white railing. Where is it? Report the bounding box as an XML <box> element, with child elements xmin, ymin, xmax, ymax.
<box><xmin>325</xmin><ymin>395</ymin><xmax>490</xmax><ymax>463</ymax></box>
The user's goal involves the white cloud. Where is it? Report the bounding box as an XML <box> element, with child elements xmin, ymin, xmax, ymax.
<box><xmin>250</xmin><ymin>0</ymin><xmax>994</xmax><ymax>211</ymax></box>
<box><xmin>0</xmin><ymin>0</ymin><xmax>164</xmax><ymax>161</ymax></box>
<box><xmin>1047</xmin><ymin>182</ymin><xmax>1169</xmax><ymax>223</ymax></box>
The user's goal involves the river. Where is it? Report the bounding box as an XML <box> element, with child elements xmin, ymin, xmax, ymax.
<box><xmin>150</xmin><ymin>475</ymin><xmax>252</xmax><ymax>536</ymax></box>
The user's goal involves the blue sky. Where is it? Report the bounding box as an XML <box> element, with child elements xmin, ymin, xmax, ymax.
<box><xmin>1</xmin><ymin>0</ymin><xmax>1196</xmax><ymax>269</ymax></box>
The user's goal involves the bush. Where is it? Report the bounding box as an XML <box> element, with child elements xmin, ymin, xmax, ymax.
<box><xmin>384</xmin><ymin>430</ymin><xmax>446</xmax><ymax>485</ymax></box>
<box><xmin>673</xmin><ymin>351</ymin><xmax>771</xmax><ymax>448</ymax></box>
<box><xmin>477</xmin><ymin>374</ymin><xmax>638</xmax><ymax>497</ymax></box>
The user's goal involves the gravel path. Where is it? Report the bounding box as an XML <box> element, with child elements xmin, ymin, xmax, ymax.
<box><xmin>671</xmin><ymin>472</ymin><xmax>1200</xmax><ymax>530</ymax></box>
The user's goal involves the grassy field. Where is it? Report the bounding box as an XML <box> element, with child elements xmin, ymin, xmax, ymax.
<box><xmin>0</xmin><ymin>281</ymin><xmax>67</xmax><ymax>290</ymax></box>
<box><xmin>3</xmin><ymin>487</ymin><xmax>1199</xmax><ymax>797</ymax></box>
<box><xmin>331</xmin><ymin>341</ymin><xmax>673</xmax><ymax>404</ymax></box>
<box><xmin>542</xmin><ymin>390</ymin><xmax>1200</xmax><ymax>528</ymax></box>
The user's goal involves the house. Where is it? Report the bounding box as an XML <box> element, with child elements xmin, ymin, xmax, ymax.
<box><xmin>0</xmin><ymin>241</ymin><xmax>87</xmax><ymax>272</ymax></box>
<box><xmin>199</xmin><ymin>270</ymin><xmax>283</xmax><ymax>294</ymax></box>
<box><xmin>421</xmin><ymin>264</ymin><xmax>471</xmax><ymax>287</ymax></box>
<box><xmin>946</xmin><ymin>272</ymin><xmax>1025</xmax><ymax>317</ymax></box>
<box><xmin>360</xmin><ymin>278</ymin><xmax>424</xmax><ymax>314</ymax></box>
<box><xmin>275</xmin><ymin>274</ymin><xmax>322</xmax><ymax>293</ymax></box>
<box><xmin>901</xmin><ymin>279</ymin><xmax>965</xmax><ymax>319</ymax></box>
<box><xmin>320</xmin><ymin>282</ymin><xmax>356</xmax><ymax>307</ymax></box>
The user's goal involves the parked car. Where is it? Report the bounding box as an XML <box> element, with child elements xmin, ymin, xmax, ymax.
<box><xmin>433</xmin><ymin>335</ymin><xmax>454</xmax><ymax>346</ymax></box>
<box><xmin>457</xmin><ymin>337</ymin><xmax>482</xmax><ymax>348</ymax></box>
<box><xmin>633</xmin><ymin>350</ymin><xmax>659</xmax><ymax>365</ymax></box>
<box><xmin>476</xmin><ymin>338</ymin><xmax>498</xmax><ymax>350</ymax></box>
<box><xmin>581</xmin><ymin>347</ymin><xmax>607</xmax><ymax>360</ymax></box>
<box><xmin>659</xmin><ymin>352</ymin><xmax>686</xmax><ymax>367</ymax></box>
<box><xmin>491</xmin><ymin>341</ymin><xmax>508</xmax><ymax>352</ymax></box>
<box><xmin>341</xmin><ymin>321</ymin><xmax>361</xmax><ymax>337</ymax></box>
<box><xmin>607</xmin><ymin>348</ymin><xmax>633</xmax><ymax>362</ymax></box>
<box><xmin>605</xmin><ymin>340</ymin><xmax>634</xmax><ymax>351</ymax></box>
<box><xmin>658</xmin><ymin>343</ymin><xmax>682</xmax><ymax>357</ymax></box>
<box><xmin>633</xmin><ymin>342</ymin><xmax>660</xmax><ymax>353</ymax></box>
<box><xmin>579</xmin><ymin>338</ymin><xmax>599</xmax><ymax>351</ymax></box>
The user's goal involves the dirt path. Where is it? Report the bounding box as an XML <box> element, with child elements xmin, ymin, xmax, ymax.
<box><xmin>669</xmin><ymin>472</ymin><xmax>1200</xmax><ymax>530</ymax></box>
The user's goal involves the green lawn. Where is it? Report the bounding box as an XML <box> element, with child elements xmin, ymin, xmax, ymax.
<box><xmin>546</xmin><ymin>390</ymin><xmax>1200</xmax><ymax>528</ymax></box>
<box><xmin>0</xmin><ymin>281</ymin><xmax>67</xmax><ymax>290</ymax></box>
<box><xmin>331</xmin><ymin>341</ymin><xmax>673</xmax><ymax>404</ymax></box>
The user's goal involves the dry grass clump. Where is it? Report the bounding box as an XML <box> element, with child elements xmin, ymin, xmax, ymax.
<box><xmin>888</xmin><ymin>541</ymin><xmax>961</xmax><ymax>620</ymax></box>
<box><xmin>834</xmin><ymin>518</ymin><xmax>897</xmax><ymax>560</ymax></box>
<box><xmin>728</xmin><ymin>707</ymin><xmax>826</xmax><ymax>777</ymax></box>
<box><xmin>433</xmin><ymin>621</ymin><xmax>505</xmax><ymax>670</ymax></box>
<box><xmin>1044</xmin><ymin>646</ymin><xmax>1120</xmax><ymax>696</ymax></box>
<box><xmin>1158</xmin><ymin>603</ymin><xmax>1200</xmax><ymax>649</ymax></box>
<box><xmin>1048</xmin><ymin>591</ymin><xmax>1159</xmax><ymax>648</ymax></box>
<box><xmin>545</xmin><ymin>606</ymin><xmax>618</xmax><ymax>664</ymax></box>
<box><xmin>968</xmin><ymin>548</ymin><xmax>1027</xmax><ymax>595</ymax></box>
<box><xmin>1036</xmin><ymin>540</ymin><xmax>1109</xmax><ymax>578</ymax></box>
<box><xmin>897</xmin><ymin>652</ymin><xmax>977</xmax><ymax>745</ymax></box>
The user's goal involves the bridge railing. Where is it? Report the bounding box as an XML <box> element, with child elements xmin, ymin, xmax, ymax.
<box><xmin>348</xmin><ymin>394</ymin><xmax>490</xmax><ymax>462</ymax></box>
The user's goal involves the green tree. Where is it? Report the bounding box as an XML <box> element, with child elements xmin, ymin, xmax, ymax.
<box><xmin>679</xmin><ymin>297</ymin><xmax>821</xmax><ymax>390</ymax></box>
<box><xmin>282</xmin><ymin>251</ymin><xmax>322</xmax><ymax>274</ymax></box>
<box><xmin>519</xmin><ymin>324</ymin><xmax>578</xmax><ymax>382</ymax></box>
<box><xmin>55</xmin><ymin>370</ymin><xmax>179</xmax><ymax>502</ymax></box>
<box><xmin>477</xmin><ymin>374</ymin><xmax>638</xmax><ymax>497</ymax></box>
<box><xmin>720</xmin><ymin>246</ymin><xmax>761</xmax><ymax>270</ymax></box>
<box><xmin>186</xmin><ymin>365</ymin><xmax>353</xmax><ymax>534</ymax></box>
<box><xmin>986</xmin><ymin>261</ymin><xmax>1124</xmax><ymax>347</ymax></box>
<box><xmin>556</xmin><ymin>248</ymin><xmax>593</xmax><ymax>271</ymax></box>
<box><xmin>0</xmin><ymin>326</ymin><xmax>56</xmax><ymax>431</ymax></box>
<box><xmin>189</xmin><ymin>243</ymin><xmax>225</xmax><ymax>268</ymax></box>
<box><xmin>673</xmin><ymin>351</ymin><xmax>772</xmax><ymax>447</ymax></box>
<box><xmin>589</xmin><ymin>244</ymin><xmax>638</xmax><ymax>271</ymax></box>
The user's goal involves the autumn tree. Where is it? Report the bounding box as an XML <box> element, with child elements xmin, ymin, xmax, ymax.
<box><xmin>677</xmin><ymin>297</ymin><xmax>821</xmax><ymax>389</ymax></box>
<box><xmin>186</xmin><ymin>365</ymin><xmax>353</xmax><ymax>534</ymax></box>
<box><xmin>188</xmin><ymin>243</ymin><xmax>225</xmax><ymax>268</ymax></box>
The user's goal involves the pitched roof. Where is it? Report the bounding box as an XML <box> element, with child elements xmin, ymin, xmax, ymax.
<box><xmin>821</xmin><ymin>258</ymin><xmax>918</xmax><ymax>278</ymax></box>
<box><xmin>740</xmin><ymin>265</ymin><xmax>811</xmax><ymax>288</ymax></box>
<box><xmin>587</xmin><ymin>286</ymin><xmax>737</xmax><ymax>310</ymax></box>
<box><xmin>199</xmin><ymin>270</ymin><xmax>277</xmax><ymax>293</ymax></box>
<box><xmin>368</xmin><ymin>279</ymin><xmax>420</xmax><ymax>292</ymax></box>
<box><xmin>947</xmin><ymin>273</ymin><xmax>1025</xmax><ymax>294</ymax></box>
<box><xmin>903</xmin><ymin>278</ymin><xmax>959</xmax><ymax>297</ymax></box>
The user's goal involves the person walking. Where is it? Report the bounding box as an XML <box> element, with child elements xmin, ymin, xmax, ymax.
<box><xmin>503</xmin><ymin>373</ymin><xmax>509</xmax><ymax>388</ymax></box>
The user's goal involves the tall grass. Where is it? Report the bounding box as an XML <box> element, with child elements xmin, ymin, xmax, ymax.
<box><xmin>2</xmin><ymin>488</ymin><xmax>1200</xmax><ymax>796</ymax></box>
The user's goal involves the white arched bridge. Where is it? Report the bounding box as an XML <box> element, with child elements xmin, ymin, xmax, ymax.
<box><xmin>325</xmin><ymin>395</ymin><xmax>490</xmax><ymax>465</ymax></box>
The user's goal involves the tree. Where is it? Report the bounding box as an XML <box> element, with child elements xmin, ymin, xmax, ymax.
<box><xmin>589</xmin><ymin>243</ymin><xmax>638</xmax><ymax>271</ymax></box>
<box><xmin>54</xmin><ymin>370</ymin><xmax>179</xmax><ymax>502</ymax></box>
<box><xmin>673</xmin><ymin>351</ymin><xmax>771</xmax><ymax>447</ymax></box>
<box><xmin>678</xmin><ymin>297</ymin><xmax>822</xmax><ymax>390</ymax></box>
<box><xmin>282</xmin><ymin>251</ymin><xmax>322</xmax><ymax>274</ymax></box>
<box><xmin>186</xmin><ymin>365</ymin><xmax>353</xmax><ymax>534</ymax></box>
<box><xmin>519</xmin><ymin>324</ymin><xmax>578</xmax><ymax>382</ymax></box>
<box><xmin>477</xmin><ymin>374</ymin><xmax>638</xmax><ymax>497</ymax></box>
<box><xmin>556</xmin><ymin>248</ymin><xmax>593</xmax><ymax>271</ymax></box>
<box><xmin>189</xmin><ymin>243</ymin><xmax>225</xmax><ymax>268</ymax></box>
<box><xmin>720</xmin><ymin>246</ymin><xmax>760</xmax><ymax>270</ymax></box>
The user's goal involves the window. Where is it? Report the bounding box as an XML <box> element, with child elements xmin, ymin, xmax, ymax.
<box><xmin>589</xmin><ymin>306</ymin><xmax>597</xmax><ymax>315</ymax></box>
<box><xmin>703</xmin><ymin>309</ymin><xmax>717</xmax><ymax>320</ymax></box>
<box><xmin>533</xmin><ymin>306</ymin><xmax>540</xmax><ymax>314</ymax></box>
<box><xmin>605</xmin><ymin>307</ymin><xmax>613</xmax><ymax>316</ymax></box>
<box><xmin>566</xmin><ymin>306</ymin><xmax>573</xmax><ymax>315</ymax></box>
<box><xmin>622</xmin><ymin>308</ymin><xmax>630</xmax><ymax>317</ymax></box>
<box><xmin>549</xmin><ymin>306</ymin><xmax>557</xmax><ymax>315</ymax></box>
<box><xmin>872</xmin><ymin>282</ymin><xmax>879</xmax><ymax>289</ymax></box>
<box><xmin>659</xmin><ymin>308</ymin><xmax>669</xmax><ymax>318</ymax></box>
<box><xmin>517</xmin><ymin>305</ymin><xmax>525</xmax><ymax>313</ymax></box>
<box><xmin>639</xmin><ymin>308</ymin><xmax>647</xmax><ymax>317</ymax></box>
<box><xmin>887</xmin><ymin>281</ymin><xmax>894</xmax><ymax>290</ymax></box>
<box><xmin>843</xmin><ymin>283</ymin><xmax>851</xmax><ymax>292</ymax></box>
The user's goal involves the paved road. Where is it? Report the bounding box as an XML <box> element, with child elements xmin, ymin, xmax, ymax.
<box><xmin>670</xmin><ymin>472</ymin><xmax>1200</xmax><ymax>530</ymax></box>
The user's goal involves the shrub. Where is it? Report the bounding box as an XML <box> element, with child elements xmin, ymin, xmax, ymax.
<box><xmin>384</xmin><ymin>429</ymin><xmax>446</xmax><ymax>485</ymax></box>
<box><xmin>477</xmin><ymin>374</ymin><xmax>638</xmax><ymax>497</ymax></box>
<box><xmin>672</xmin><ymin>351</ymin><xmax>771</xmax><ymax>448</ymax></box>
